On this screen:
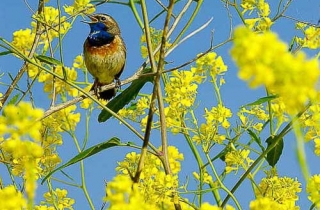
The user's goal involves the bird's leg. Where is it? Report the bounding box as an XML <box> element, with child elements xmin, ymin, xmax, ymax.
<box><xmin>92</xmin><ymin>79</ymin><xmax>100</xmax><ymax>98</ymax></box>
<box><xmin>115</xmin><ymin>78</ymin><xmax>121</xmax><ymax>90</ymax></box>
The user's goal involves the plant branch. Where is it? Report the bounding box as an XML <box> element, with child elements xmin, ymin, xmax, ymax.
<box><xmin>133</xmin><ymin>0</ymin><xmax>160</xmax><ymax>183</ymax></box>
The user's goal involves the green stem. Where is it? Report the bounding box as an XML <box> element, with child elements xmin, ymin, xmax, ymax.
<box><xmin>171</xmin><ymin>0</ymin><xmax>203</xmax><ymax>46</ymax></box>
<box><xmin>70</xmin><ymin>132</ymin><xmax>95</xmax><ymax>210</ymax></box>
<box><xmin>129</xmin><ymin>0</ymin><xmax>144</xmax><ymax>29</ymax></box>
<box><xmin>205</xmin><ymin>153</ymin><xmax>241</xmax><ymax>209</ymax></box>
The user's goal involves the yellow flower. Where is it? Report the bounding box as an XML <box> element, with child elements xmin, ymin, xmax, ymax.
<box><xmin>115</xmin><ymin>146</ymin><xmax>183</xmax><ymax>207</ymax></box>
<box><xmin>0</xmin><ymin>102</ymin><xmax>44</xmax><ymax>139</ymax></box>
<box><xmin>199</xmin><ymin>202</ymin><xmax>221</xmax><ymax>210</ymax></box>
<box><xmin>231</xmin><ymin>26</ymin><xmax>320</xmax><ymax>114</ymax></box>
<box><xmin>11</xmin><ymin>28</ymin><xmax>35</xmax><ymax>56</ymax></box>
<box><xmin>40</xmin><ymin>65</ymin><xmax>78</xmax><ymax>98</ymax></box>
<box><xmin>225</xmin><ymin>149</ymin><xmax>253</xmax><ymax>174</ymax></box>
<box><xmin>64</xmin><ymin>0</ymin><xmax>95</xmax><ymax>16</ymax></box>
<box><xmin>37</xmin><ymin>188</ymin><xmax>75</xmax><ymax>209</ymax></box>
<box><xmin>0</xmin><ymin>185</ymin><xmax>27</xmax><ymax>210</ymax></box>
<box><xmin>31</xmin><ymin>7</ymin><xmax>71</xmax><ymax>50</ymax></box>
<box><xmin>241</xmin><ymin>0</ymin><xmax>270</xmax><ymax>18</ymax></box>
<box><xmin>245</xmin><ymin>18</ymin><xmax>259</xmax><ymax>29</ymax></box>
<box><xmin>306</xmin><ymin>174</ymin><xmax>320</xmax><ymax>208</ymax></box>
<box><xmin>118</xmin><ymin>96</ymin><xmax>150</xmax><ymax>121</ymax></box>
<box><xmin>250</xmin><ymin>197</ymin><xmax>282</xmax><ymax>210</ymax></box>
<box><xmin>193</xmin><ymin>172</ymin><xmax>213</xmax><ymax>184</ymax></box>
<box><xmin>296</xmin><ymin>24</ymin><xmax>320</xmax><ymax>49</ymax></box>
<box><xmin>196</xmin><ymin>52</ymin><xmax>227</xmax><ymax>81</ymax></box>
<box><xmin>256</xmin><ymin>176</ymin><xmax>301</xmax><ymax>209</ymax></box>
<box><xmin>73</xmin><ymin>54</ymin><xmax>86</xmax><ymax>70</ymax></box>
<box><xmin>80</xmin><ymin>85</ymin><xmax>94</xmax><ymax>109</ymax></box>
<box><xmin>164</xmin><ymin>69</ymin><xmax>203</xmax><ymax>133</ymax></box>
<box><xmin>256</xmin><ymin>17</ymin><xmax>273</xmax><ymax>31</ymax></box>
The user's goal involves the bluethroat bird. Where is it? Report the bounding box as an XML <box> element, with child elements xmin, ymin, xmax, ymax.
<box><xmin>82</xmin><ymin>13</ymin><xmax>126</xmax><ymax>100</ymax></box>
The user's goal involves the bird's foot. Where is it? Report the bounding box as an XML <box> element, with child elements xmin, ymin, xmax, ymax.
<box><xmin>115</xmin><ymin>78</ymin><xmax>121</xmax><ymax>90</ymax></box>
<box><xmin>92</xmin><ymin>80</ymin><xmax>101</xmax><ymax>99</ymax></box>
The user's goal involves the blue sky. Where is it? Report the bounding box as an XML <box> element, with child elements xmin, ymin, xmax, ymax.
<box><xmin>0</xmin><ymin>0</ymin><xmax>320</xmax><ymax>209</ymax></box>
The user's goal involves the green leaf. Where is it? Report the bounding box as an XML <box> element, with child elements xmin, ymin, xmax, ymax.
<box><xmin>247</xmin><ymin>129</ymin><xmax>265</xmax><ymax>151</ymax></box>
<box><xmin>36</xmin><ymin>55</ymin><xmax>62</xmax><ymax>66</ymax></box>
<box><xmin>98</xmin><ymin>69</ymin><xmax>153</xmax><ymax>122</ymax></box>
<box><xmin>266</xmin><ymin>136</ymin><xmax>284</xmax><ymax>167</ymax></box>
<box><xmin>0</xmin><ymin>51</ymin><xmax>12</xmax><ymax>56</ymax></box>
<box><xmin>41</xmin><ymin>137</ymin><xmax>121</xmax><ymax>184</ymax></box>
<box><xmin>243</xmin><ymin>95</ymin><xmax>278</xmax><ymax>107</ymax></box>
<box><xmin>7</xmin><ymin>94</ymin><xmax>20</xmax><ymax>105</ymax></box>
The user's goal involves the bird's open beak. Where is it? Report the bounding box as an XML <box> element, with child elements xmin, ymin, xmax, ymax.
<box><xmin>81</xmin><ymin>14</ymin><xmax>98</xmax><ymax>24</ymax></box>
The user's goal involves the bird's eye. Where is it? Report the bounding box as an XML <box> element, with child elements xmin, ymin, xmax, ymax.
<box><xmin>100</xmin><ymin>16</ymin><xmax>107</xmax><ymax>21</ymax></box>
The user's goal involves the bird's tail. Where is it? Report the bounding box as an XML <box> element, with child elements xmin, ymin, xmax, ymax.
<box><xmin>99</xmin><ymin>88</ymin><xmax>116</xmax><ymax>100</ymax></box>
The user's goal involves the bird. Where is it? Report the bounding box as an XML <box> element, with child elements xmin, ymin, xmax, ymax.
<box><xmin>82</xmin><ymin>13</ymin><xmax>126</xmax><ymax>100</ymax></box>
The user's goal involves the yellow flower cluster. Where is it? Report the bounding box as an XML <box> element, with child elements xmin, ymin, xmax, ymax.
<box><xmin>296</xmin><ymin>23</ymin><xmax>320</xmax><ymax>49</ymax></box>
<box><xmin>0</xmin><ymin>185</ymin><xmax>27</xmax><ymax>210</ymax></box>
<box><xmin>193</xmin><ymin>171</ymin><xmax>214</xmax><ymax>184</ymax></box>
<box><xmin>35</xmin><ymin>188</ymin><xmax>75</xmax><ymax>209</ymax></box>
<box><xmin>42</xmin><ymin>105</ymin><xmax>80</xmax><ymax>132</ymax></box>
<box><xmin>194</xmin><ymin>52</ymin><xmax>228</xmax><ymax>82</ymax></box>
<box><xmin>31</xmin><ymin>7</ymin><xmax>71</xmax><ymax>51</ymax></box>
<box><xmin>231</xmin><ymin>26</ymin><xmax>320</xmax><ymax>114</ymax></box>
<box><xmin>39</xmin><ymin>65</ymin><xmax>78</xmax><ymax>98</ymax></box>
<box><xmin>299</xmin><ymin>104</ymin><xmax>320</xmax><ymax>155</ymax></box>
<box><xmin>225</xmin><ymin>149</ymin><xmax>253</xmax><ymax>174</ymax></box>
<box><xmin>104</xmin><ymin>175</ymin><xmax>158</xmax><ymax>210</ymax></box>
<box><xmin>164</xmin><ymin>69</ymin><xmax>204</xmax><ymax>134</ymax></box>
<box><xmin>115</xmin><ymin>146</ymin><xmax>183</xmax><ymax>207</ymax></box>
<box><xmin>72</xmin><ymin>55</ymin><xmax>86</xmax><ymax>70</ymax></box>
<box><xmin>64</xmin><ymin>0</ymin><xmax>95</xmax><ymax>16</ymax></box>
<box><xmin>306</xmin><ymin>174</ymin><xmax>320</xmax><ymax>208</ymax></box>
<box><xmin>241</xmin><ymin>0</ymin><xmax>273</xmax><ymax>31</ymax></box>
<box><xmin>11</xmin><ymin>6</ymin><xmax>72</xmax><ymax>76</ymax></box>
<box><xmin>270</xmin><ymin>97</ymin><xmax>289</xmax><ymax>129</ymax></box>
<box><xmin>238</xmin><ymin>105</ymin><xmax>268</xmax><ymax>132</ymax></box>
<box><xmin>0</xmin><ymin>102</ymin><xmax>44</xmax><ymax>200</ymax></box>
<box><xmin>250</xmin><ymin>197</ymin><xmax>284</xmax><ymax>210</ymax></box>
<box><xmin>192</xmin><ymin>104</ymin><xmax>232</xmax><ymax>150</ymax></box>
<box><xmin>39</xmin><ymin>105</ymin><xmax>80</xmax><ymax>173</ymax></box>
<box><xmin>118</xmin><ymin>96</ymin><xmax>150</xmax><ymax>122</ymax></box>
<box><xmin>255</xmin><ymin>176</ymin><xmax>301</xmax><ymax>209</ymax></box>
<box><xmin>11</xmin><ymin>28</ymin><xmax>35</xmax><ymax>55</ymax></box>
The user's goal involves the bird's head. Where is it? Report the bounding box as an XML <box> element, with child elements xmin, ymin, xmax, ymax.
<box><xmin>82</xmin><ymin>13</ymin><xmax>121</xmax><ymax>35</ymax></box>
<box><xmin>82</xmin><ymin>13</ymin><xmax>121</xmax><ymax>46</ymax></box>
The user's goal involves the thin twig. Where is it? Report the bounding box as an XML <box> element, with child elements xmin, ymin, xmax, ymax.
<box><xmin>164</xmin><ymin>35</ymin><xmax>232</xmax><ymax>74</ymax></box>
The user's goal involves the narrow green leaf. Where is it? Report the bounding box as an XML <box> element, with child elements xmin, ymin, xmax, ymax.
<box><xmin>243</xmin><ymin>95</ymin><xmax>278</xmax><ymax>107</ymax></box>
<box><xmin>247</xmin><ymin>129</ymin><xmax>265</xmax><ymax>151</ymax></box>
<box><xmin>41</xmin><ymin>137</ymin><xmax>121</xmax><ymax>184</ymax></box>
<box><xmin>98</xmin><ymin>70</ymin><xmax>153</xmax><ymax>122</ymax></box>
<box><xmin>7</xmin><ymin>94</ymin><xmax>20</xmax><ymax>105</ymax></box>
<box><xmin>36</xmin><ymin>55</ymin><xmax>62</xmax><ymax>66</ymax></box>
<box><xmin>0</xmin><ymin>51</ymin><xmax>12</xmax><ymax>56</ymax></box>
<box><xmin>266</xmin><ymin>136</ymin><xmax>284</xmax><ymax>167</ymax></box>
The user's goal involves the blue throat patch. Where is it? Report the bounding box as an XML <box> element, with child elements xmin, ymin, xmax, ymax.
<box><xmin>87</xmin><ymin>22</ymin><xmax>114</xmax><ymax>46</ymax></box>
